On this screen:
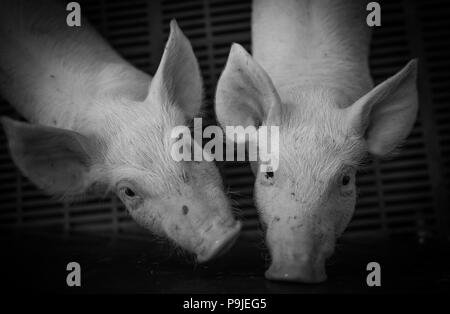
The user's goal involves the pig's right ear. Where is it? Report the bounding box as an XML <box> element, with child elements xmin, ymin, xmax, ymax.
<box><xmin>215</xmin><ymin>43</ymin><xmax>282</xmax><ymax>129</ymax></box>
<box><xmin>1</xmin><ymin>117</ymin><xmax>97</xmax><ymax>197</ymax></box>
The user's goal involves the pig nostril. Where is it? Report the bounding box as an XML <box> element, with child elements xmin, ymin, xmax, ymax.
<box><xmin>182</xmin><ymin>205</ymin><xmax>189</xmax><ymax>215</ymax></box>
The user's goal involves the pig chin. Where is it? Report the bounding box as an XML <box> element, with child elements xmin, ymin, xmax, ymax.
<box><xmin>263</xmin><ymin>222</ymin><xmax>335</xmax><ymax>284</ymax></box>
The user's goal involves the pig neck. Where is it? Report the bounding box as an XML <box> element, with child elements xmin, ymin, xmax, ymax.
<box><xmin>252</xmin><ymin>0</ymin><xmax>373</xmax><ymax>106</ymax></box>
<box><xmin>0</xmin><ymin>0</ymin><xmax>151</xmax><ymax>133</ymax></box>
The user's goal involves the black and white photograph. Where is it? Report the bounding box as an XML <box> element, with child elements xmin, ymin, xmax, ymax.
<box><xmin>0</xmin><ymin>0</ymin><xmax>449</xmax><ymax>303</ymax></box>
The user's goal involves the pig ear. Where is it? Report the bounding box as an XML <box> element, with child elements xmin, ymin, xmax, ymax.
<box><xmin>148</xmin><ymin>19</ymin><xmax>203</xmax><ymax>119</ymax></box>
<box><xmin>215</xmin><ymin>43</ymin><xmax>282</xmax><ymax>130</ymax></box>
<box><xmin>1</xmin><ymin>117</ymin><xmax>96</xmax><ymax>196</ymax></box>
<box><xmin>346</xmin><ymin>59</ymin><xmax>419</xmax><ymax>156</ymax></box>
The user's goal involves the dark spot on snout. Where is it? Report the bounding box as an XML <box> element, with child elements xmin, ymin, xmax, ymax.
<box><xmin>50</xmin><ymin>74</ymin><xmax>55</xmax><ymax>78</ymax></box>
<box><xmin>274</xmin><ymin>216</ymin><xmax>280</xmax><ymax>222</ymax></box>
<box><xmin>182</xmin><ymin>205</ymin><xmax>189</xmax><ymax>215</ymax></box>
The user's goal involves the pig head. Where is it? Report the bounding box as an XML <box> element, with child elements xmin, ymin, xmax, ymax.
<box><xmin>215</xmin><ymin>44</ymin><xmax>418</xmax><ymax>282</ymax></box>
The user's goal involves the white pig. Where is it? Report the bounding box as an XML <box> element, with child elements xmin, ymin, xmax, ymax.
<box><xmin>216</xmin><ymin>0</ymin><xmax>417</xmax><ymax>282</ymax></box>
<box><xmin>0</xmin><ymin>0</ymin><xmax>241</xmax><ymax>262</ymax></box>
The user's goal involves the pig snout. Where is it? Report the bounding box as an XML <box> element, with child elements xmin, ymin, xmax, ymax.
<box><xmin>265</xmin><ymin>253</ymin><xmax>328</xmax><ymax>283</ymax></box>
<box><xmin>195</xmin><ymin>219</ymin><xmax>242</xmax><ymax>263</ymax></box>
<box><xmin>264</xmin><ymin>223</ymin><xmax>335</xmax><ymax>283</ymax></box>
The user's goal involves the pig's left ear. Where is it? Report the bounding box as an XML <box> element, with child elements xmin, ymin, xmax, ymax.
<box><xmin>148</xmin><ymin>19</ymin><xmax>203</xmax><ymax>119</ymax></box>
<box><xmin>1</xmin><ymin>117</ymin><xmax>97</xmax><ymax>197</ymax></box>
<box><xmin>346</xmin><ymin>59</ymin><xmax>419</xmax><ymax>156</ymax></box>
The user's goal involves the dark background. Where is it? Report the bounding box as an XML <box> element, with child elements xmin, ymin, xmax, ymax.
<box><xmin>0</xmin><ymin>0</ymin><xmax>449</xmax><ymax>293</ymax></box>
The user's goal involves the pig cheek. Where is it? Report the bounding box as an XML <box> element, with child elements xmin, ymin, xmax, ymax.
<box><xmin>335</xmin><ymin>192</ymin><xmax>357</xmax><ymax>237</ymax></box>
<box><xmin>123</xmin><ymin>197</ymin><xmax>143</xmax><ymax>211</ymax></box>
<box><xmin>130</xmin><ymin>203</ymin><xmax>165</xmax><ymax>236</ymax></box>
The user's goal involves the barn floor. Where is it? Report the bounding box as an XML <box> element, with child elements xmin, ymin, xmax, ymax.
<box><xmin>1</xmin><ymin>230</ymin><xmax>449</xmax><ymax>293</ymax></box>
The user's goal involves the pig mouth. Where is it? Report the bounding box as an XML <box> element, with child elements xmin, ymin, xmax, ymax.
<box><xmin>265</xmin><ymin>261</ymin><xmax>328</xmax><ymax>283</ymax></box>
<box><xmin>195</xmin><ymin>220</ymin><xmax>242</xmax><ymax>263</ymax></box>
<box><xmin>264</xmin><ymin>248</ymin><xmax>332</xmax><ymax>283</ymax></box>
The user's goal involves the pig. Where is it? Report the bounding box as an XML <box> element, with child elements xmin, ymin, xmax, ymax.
<box><xmin>0</xmin><ymin>0</ymin><xmax>241</xmax><ymax>262</ymax></box>
<box><xmin>215</xmin><ymin>0</ymin><xmax>418</xmax><ymax>282</ymax></box>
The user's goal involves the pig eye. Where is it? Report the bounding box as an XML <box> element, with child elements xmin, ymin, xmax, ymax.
<box><xmin>119</xmin><ymin>185</ymin><xmax>139</xmax><ymax>199</ymax></box>
<box><xmin>117</xmin><ymin>182</ymin><xmax>142</xmax><ymax>206</ymax></box>
<box><xmin>118</xmin><ymin>184</ymin><xmax>143</xmax><ymax>211</ymax></box>
<box><xmin>124</xmin><ymin>187</ymin><xmax>135</xmax><ymax>197</ymax></box>
<box><xmin>342</xmin><ymin>175</ymin><xmax>351</xmax><ymax>186</ymax></box>
<box><xmin>340</xmin><ymin>168</ymin><xmax>354</xmax><ymax>195</ymax></box>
